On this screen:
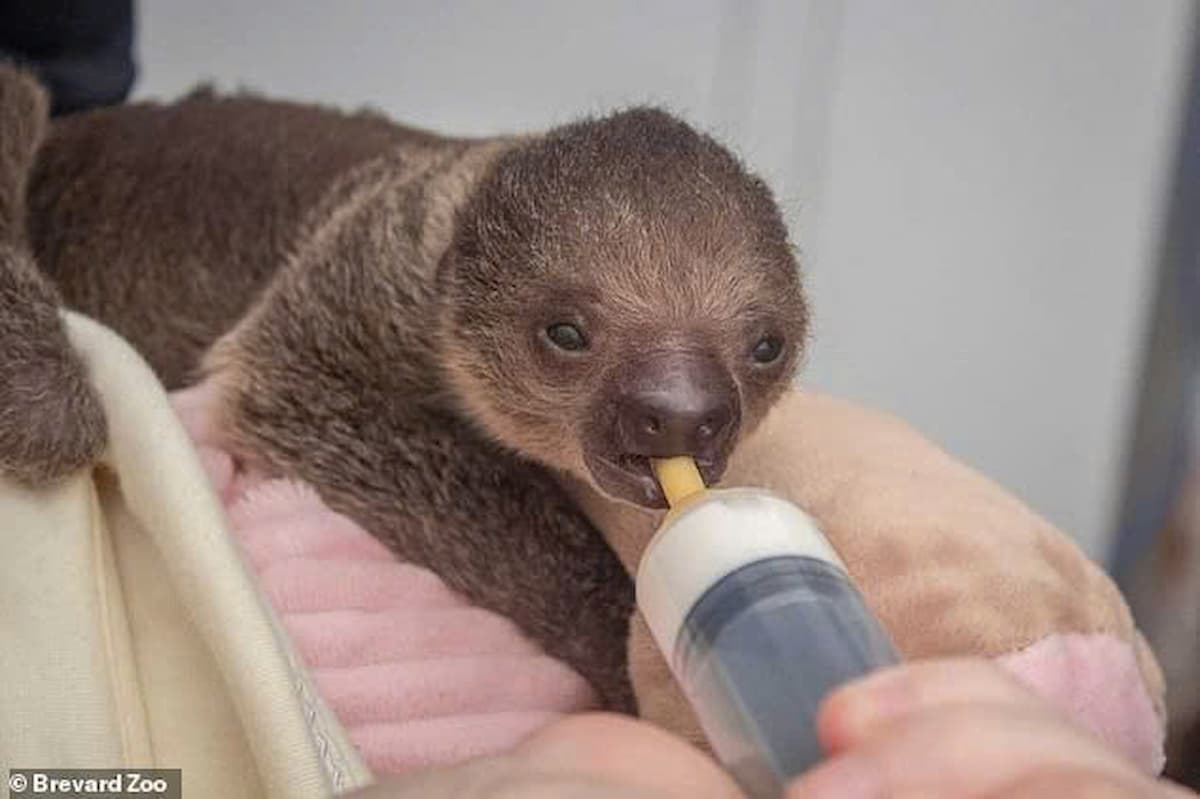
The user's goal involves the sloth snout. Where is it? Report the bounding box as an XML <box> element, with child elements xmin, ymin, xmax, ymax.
<box><xmin>614</xmin><ymin>354</ymin><xmax>740</xmax><ymax>460</ymax></box>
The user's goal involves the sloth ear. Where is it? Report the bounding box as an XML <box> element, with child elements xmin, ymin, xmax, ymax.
<box><xmin>432</xmin><ymin>245</ymin><xmax>472</xmax><ymax>343</ymax></box>
<box><xmin>434</xmin><ymin>220</ymin><xmax>504</xmax><ymax>303</ymax></box>
<box><xmin>433</xmin><ymin>244</ymin><xmax>460</xmax><ymax>296</ymax></box>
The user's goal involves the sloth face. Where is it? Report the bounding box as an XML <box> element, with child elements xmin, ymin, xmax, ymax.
<box><xmin>441</xmin><ymin>107</ymin><xmax>807</xmax><ymax>508</ymax></box>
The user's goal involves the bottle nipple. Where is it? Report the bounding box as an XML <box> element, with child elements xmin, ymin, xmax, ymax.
<box><xmin>651</xmin><ymin>456</ymin><xmax>707</xmax><ymax>507</ymax></box>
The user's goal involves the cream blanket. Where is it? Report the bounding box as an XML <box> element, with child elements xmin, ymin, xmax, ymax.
<box><xmin>0</xmin><ymin>313</ymin><xmax>371</xmax><ymax>797</ymax></box>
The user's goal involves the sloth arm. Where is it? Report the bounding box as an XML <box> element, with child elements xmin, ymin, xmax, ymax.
<box><xmin>0</xmin><ymin>65</ymin><xmax>107</xmax><ymax>485</ymax></box>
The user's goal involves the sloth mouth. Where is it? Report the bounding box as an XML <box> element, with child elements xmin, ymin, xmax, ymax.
<box><xmin>584</xmin><ymin>450</ymin><xmax>725</xmax><ymax>509</ymax></box>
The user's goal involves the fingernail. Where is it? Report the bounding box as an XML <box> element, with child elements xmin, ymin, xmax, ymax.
<box><xmin>790</xmin><ymin>754</ymin><xmax>881</xmax><ymax>799</ymax></box>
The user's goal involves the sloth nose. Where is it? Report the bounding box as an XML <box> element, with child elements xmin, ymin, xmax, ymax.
<box><xmin>616</xmin><ymin>355</ymin><xmax>739</xmax><ymax>459</ymax></box>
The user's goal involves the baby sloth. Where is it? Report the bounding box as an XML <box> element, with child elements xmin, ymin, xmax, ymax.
<box><xmin>8</xmin><ymin>75</ymin><xmax>807</xmax><ymax>719</ymax></box>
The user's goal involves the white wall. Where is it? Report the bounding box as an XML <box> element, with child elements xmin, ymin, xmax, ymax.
<box><xmin>135</xmin><ymin>0</ymin><xmax>1194</xmax><ymax>559</ymax></box>
<box><xmin>133</xmin><ymin>0</ymin><xmax>837</xmax><ymax>261</ymax></box>
<box><xmin>809</xmin><ymin>1</ymin><xmax>1192</xmax><ymax>559</ymax></box>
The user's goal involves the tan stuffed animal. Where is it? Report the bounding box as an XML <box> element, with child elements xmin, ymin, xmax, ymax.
<box><xmin>569</xmin><ymin>390</ymin><xmax>1166</xmax><ymax>774</ymax></box>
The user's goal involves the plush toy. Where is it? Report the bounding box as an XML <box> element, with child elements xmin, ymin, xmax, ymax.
<box><xmin>583</xmin><ymin>391</ymin><xmax>1166</xmax><ymax>775</ymax></box>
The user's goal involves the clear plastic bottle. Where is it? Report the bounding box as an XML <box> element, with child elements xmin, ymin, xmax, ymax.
<box><xmin>636</xmin><ymin>488</ymin><xmax>899</xmax><ymax>798</ymax></box>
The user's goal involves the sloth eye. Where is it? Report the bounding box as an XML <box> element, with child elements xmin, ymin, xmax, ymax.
<box><xmin>545</xmin><ymin>322</ymin><xmax>588</xmax><ymax>352</ymax></box>
<box><xmin>751</xmin><ymin>335</ymin><xmax>784</xmax><ymax>364</ymax></box>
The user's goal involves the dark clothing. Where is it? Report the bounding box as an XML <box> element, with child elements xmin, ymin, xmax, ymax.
<box><xmin>0</xmin><ymin>0</ymin><xmax>135</xmax><ymax>115</ymax></box>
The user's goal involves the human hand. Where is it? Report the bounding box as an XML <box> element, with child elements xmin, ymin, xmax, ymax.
<box><xmin>789</xmin><ymin>658</ymin><xmax>1193</xmax><ymax>798</ymax></box>
<box><xmin>349</xmin><ymin>658</ymin><xmax>1197</xmax><ymax>798</ymax></box>
<box><xmin>346</xmin><ymin>711</ymin><xmax>741</xmax><ymax>798</ymax></box>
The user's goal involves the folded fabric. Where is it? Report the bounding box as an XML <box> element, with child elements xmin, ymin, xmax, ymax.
<box><xmin>0</xmin><ymin>313</ymin><xmax>373</xmax><ymax>798</ymax></box>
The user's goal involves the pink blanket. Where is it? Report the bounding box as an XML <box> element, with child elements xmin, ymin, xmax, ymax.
<box><xmin>170</xmin><ymin>385</ymin><xmax>596</xmax><ymax>776</ymax></box>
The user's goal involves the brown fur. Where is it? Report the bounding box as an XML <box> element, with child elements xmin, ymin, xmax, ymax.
<box><xmin>0</xmin><ymin>65</ymin><xmax>106</xmax><ymax>486</ymax></box>
<box><xmin>7</xmin><ymin>80</ymin><xmax>807</xmax><ymax>716</ymax></box>
<box><xmin>0</xmin><ymin>65</ymin><xmax>46</xmax><ymax>244</ymax></box>
<box><xmin>28</xmin><ymin>89</ymin><xmax>439</xmax><ymax>388</ymax></box>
